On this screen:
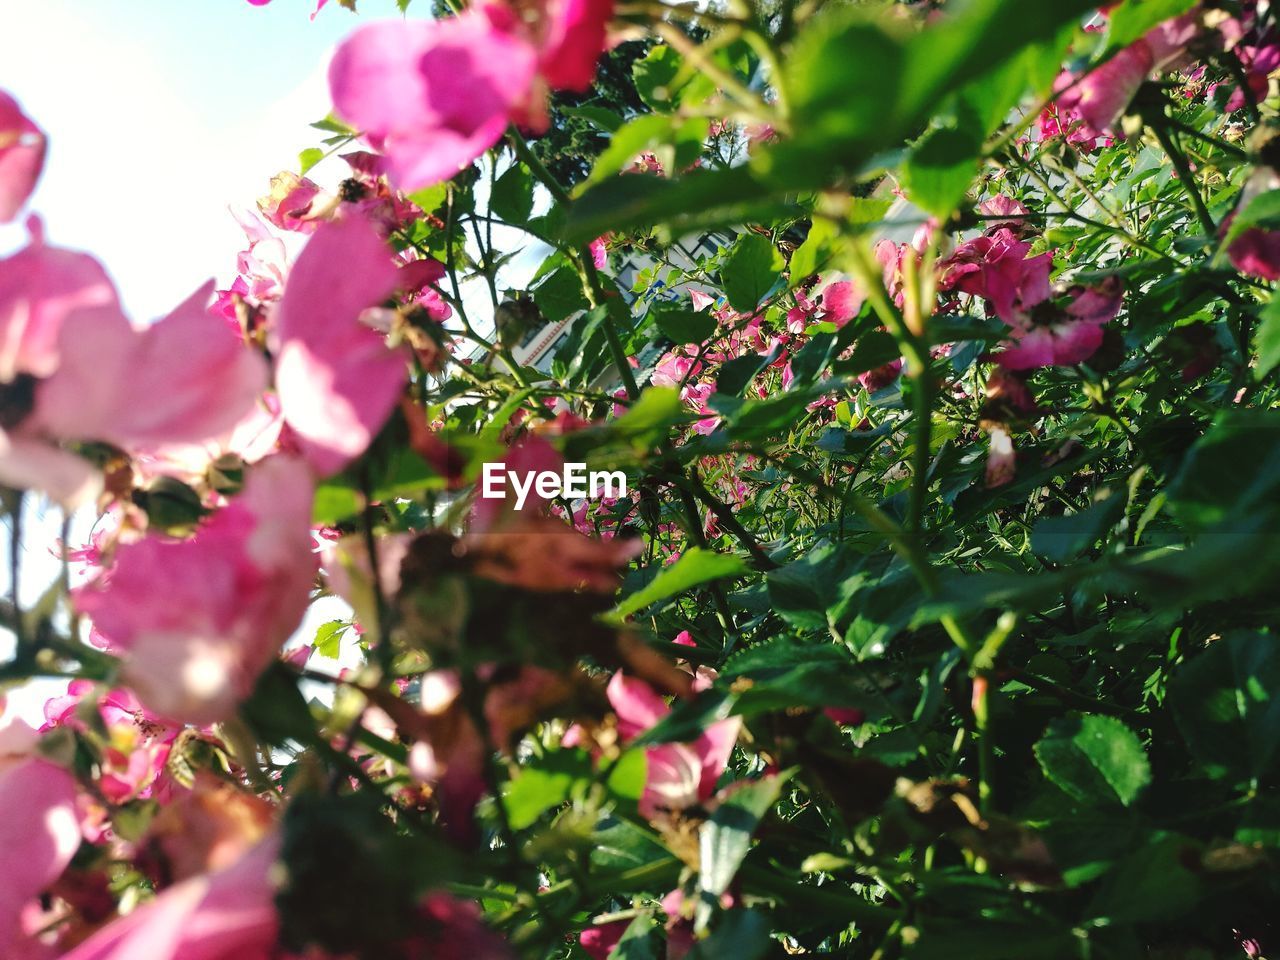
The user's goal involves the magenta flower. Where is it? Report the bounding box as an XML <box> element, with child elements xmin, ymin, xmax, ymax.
<box><xmin>273</xmin><ymin>214</ymin><xmax>405</xmax><ymax>476</ymax></box>
<box><xmin>940</xmin><ymin>227</ymin><xmax>1053</xmax><ymax>326</ymax></box>
<box><xmin>529</xmin><ymin>0</ymin><xmax>615</xmax><ymax>92</ymax></box>
<box><xmin>329</xmin><ymin>14</ymin><xmax>540</xmax><ymax>191</ymax></box>
<box><xmin>0</xmin><ymin>92</ymin><xmax>46</xmax><ymax>223</ymax></box>
<box><xmin>0</xmin><ymin>753</ymin><xmax>79</xmax><ymax>957</ymax></box>
<box><xmin>75</xmin><ymin>456</ymin><xmax>317</xmax><ymax>725</ymax></box>
<box><xmin>1226</xmin><ymin>169</ymin><xmax>1280</xmax><ymax>281</ymax></box>
<box><xmin>995</xmin><ymin>278</ymin><xmax>1125</xmax><ymax>370</ymax></box>
<box><xmin>607</xmin><ymin>672</ymin><xmax>739</xmax><ymax>820</ymax></box>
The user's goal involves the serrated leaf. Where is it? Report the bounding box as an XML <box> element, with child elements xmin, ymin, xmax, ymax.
<box><xmin>651</xmin><ymin>306</ymin><xmax>716</xmax><ymax>345</ymax></box>
<box><xmin>313</xmin><ymin>620</ymin><xmax>348</xmax><ymax>660</ymax></box>
<box><xmin>699</xmin><ymin>774</ymin><xmax>790</xmax><ymax>908</ymax></box>
<box><xmin>721</xmin><ymin>234</ymin><xmax>783</xmax><ymax>313</ymax></box>
<box><xmin>1034</xmin><ymin>713</ymin><xmax>1150</xmax><ymax>807</ymax></box>
<box><xmin>610</xmin><ymin>548</ymin><xmax>747</xmax><ymax>620</ymax></box>
<box><xmin>491</xmin><ymin>163</ymin><xmax>534</xmax><ymax>224</ymax></box>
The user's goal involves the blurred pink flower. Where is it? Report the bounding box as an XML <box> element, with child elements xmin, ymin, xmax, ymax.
<box><xmin>58</xmin><ymin>835</ymin><xmax>282</xmax><ymax>960</ymax></box>
<box><xmin>996</xmin><ymin>278</ymin><xmax>1124</xmax><ymax>370</ymax></box>
<box><xmin>329</xmin><ymin>14</ymin><xmax>540</xmax><ymax>191</ymax></box>
<box><xmin>273</xmin><ymin>214</ymin><xmax>405</xmax><ymax>476</ymax></box>
<box><xmin>1226</xmin><ymin>169</ymin><xmax>1280</xmax><ymax>281</ymax></box>
<box><xmin>35</xmin><ymin>281</ymin><xmax>268</xmax><ymax>452</ymax></box>
<box><xmin>75</xmin><ymin>456</ymin><xmax>317</xmax><ymax>725</ymax></box>
<box><xmin>0</xmin><ymin>753</ymin><xmax>79</xmax><ymax>957</ymax></box>
<box><xmin>0</xmin><ymin>92</ymin><xmax>46</xmax><ymax>223</ymax></box>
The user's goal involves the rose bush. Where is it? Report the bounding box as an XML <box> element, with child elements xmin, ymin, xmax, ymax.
<box><xmin>3</xmin><ymin>0</ymin><xmax>1280</xmax><ymax>957</ymax></box>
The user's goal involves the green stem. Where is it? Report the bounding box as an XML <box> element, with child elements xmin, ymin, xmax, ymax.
<box><xmin>1152</xmin><ymin>123</ymin><xmax>1217</xmax><ymax>239</ymax></box>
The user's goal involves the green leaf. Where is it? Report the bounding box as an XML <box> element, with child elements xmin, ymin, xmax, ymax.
<box><xmin>1107</xmin><ymin>0</ymin><xmax>1197</xmax><ymax>49</ymax></box>
<box><xmin>699</xmin><ymin>773</ymin><xmax>790</xmax><ymax>904</ymax></box>
<box><xmin>563</xmin><ymin>166</ymin><xmax>800</xmax><ymax>246</ymax></box>
<box><xmin>632</xmin><ymin>44</ymin><xmax>713</xmax><ymax>113</ymax></box>
<box><xmin>651</xmin><ymin>306</ymin><xmax>716</xmax><ymax>345</ymax></box>
<box><xmin>312</xmin><ymin>620</ymin><xmax>348</xmax><ymax>660</ymax></box>
<box><xmin>1170</xmin><ymin>631</ymin><xmax>1280</xmax><ymax>780</ymax></box>
<box><xmin>721</xmin><ymin>234</ymin><xmax>782</xmax><ymax>313</ymax></box>
<box><xmin>1029</xmin><ymin>490</ymin><xmax>1126</xmax><ymax>562</ymax></box>
<box><xmin>490</xmin><ymin>162</ymin><xmax>534</xmax><ymax>223</ymax></box>
<box><xmin>789</xmin><ymin>217</ymin><xmax>837</xmax><ymax>280</ymax></box>
<box><xmin>1033</xmin><ymin>713</ymin><xmax>1150</xmax><ymax>808</ymax></box>
<box><xmin>503</xmin><ymin>749</ymin><xmax>591</xmax><ymax>829</ymax></box>
<box><xmin>1166</xmin><ymin>410</ymin><xmax>1280</xmax><ymax>530</ymax></box>
<box><xmin>688</xmin><ymin>910</ymin><xmax>772</xmax><ymax>960</ymax></box>
<box><xmin>1254</xmin><ymin>298</ymin><xmax>1280</xmax><ymax>379</ymax></box>
<box><xmin>902</xmin><ymin>125</ymin><xmax>982</xmax><ymax>219</ymax></box>
<box><xmin>240</xmin><ymin>663</ymin><xmax>317</xmax><ymax>747</ymax></box>
<box><xmin>606</xmin><ymin>748</ymin><xmax>647</xmax><ymax>802</ymax></box>
<box><xmin>608</xmin><ymin>915</ymin><xmax>662</xmax><ymax>960</ymax></box>
<box><xmin>299</xmin><ymin>147</ymin><xmax>324</xmax><ymax>175</ymax></box>
<box><xmin>586</xmin><ymin>114</ymin><xmax>672</xmax><ymax>185</ymax></box>
<box><xmin>407</xmin><ymin>182</ymin><xmax>448</xmax><ymax>216</ymax></box>
<box><xmin>610</xmin><ymin>548</ymin><xmax>747</xmax><ymax>620</ymax></box>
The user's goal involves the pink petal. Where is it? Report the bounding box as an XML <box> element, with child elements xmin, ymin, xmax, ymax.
<box><xmin>0</xmin><ymin>759</ymin><xmax>79</xmax><ymax>953</ymax></box>
<box><xmin>76</xmin><ymin>456</ymin><xmax>315</xmax><ymax>725</ymax></box>
<box><xmin>274</xmin><ymin>215</ymin><xmax>404</xmax><ymax>476</ymax></box>
<box><xmin>0</xmin><ymin>93</ymin><xmax>46</xmax><ymax>224</ymax></box>
<box><xmin>36</xmin><ymin>282</ymin><xmax>268</xmax><ymax>451</ymax></box>
<box><xmin>328</xmin><ymin>16</ymin><xmax>539</xmax><ymax>191</ymax></box>
<box><xmin>0</xmin><ymin>221</ymin><xmax>121</xmax><ymax>382</ymax></box>
<box><xmin>0</xmin><ymin>431</ymin><xmax>101</xmax><ymax>508</ymax></box>
<box><xmin>538</xmin><ymin>0</ymin><xmax>613</xmax><ymax>91</ymax></box>
<box><xmin>606</xmin><ymin>672</ymin><xmax>669</xmax><ymax>741</ymax></box>
<box><xmin>57</xmin><ymin>836</ymin><xmax>281</xmax><ymax>960</ymax></box>
<box><xmin>695</xmin><ymin>715</ymin><xmax>740</xmax><ymax>802</ymax></box>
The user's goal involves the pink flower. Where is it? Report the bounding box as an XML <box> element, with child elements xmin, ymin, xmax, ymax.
<box><xmin>41</xmin><ymin>682</ymin><xmax>179</xmax><ymax>803</ymax></box>
<box><xmin>0</xmin><ymin>92</ymin><xmax>46</xmax><ymax>223</ymax></box>
<box><xmin>35</xmin><ymin>281</ymin><xmax>268</xmax><ymax>452</ymax></box>
<box><xmin>0</xmin><ymin>218</ymin><xmax>119</xmax><ymax>382</ymax></box>
<box><xmin>57</xmin><ymin>835</ymin><xmax>282</xmax><ymax>960</ymax></box>
<box><xmin>588</xmin><ymin>235</ymin><xmax>608</xmax><ymax>270</ymax></box>
<box><xmin>329</xmin><ymin>14</ymin><xmax>540</xmax><ymax>191</ymax></box>
<box><xmin>579</xmin><ymin>920</ymin><xmax>629</xmax><ymax>960</ymax></box>
<box><xmin>819</xmin><ymin>279</ymin><xmax>864</xmax><ymax>328</ymax></box>
<box><xmin>75</xmin><ymin>456</ymin><xmax>317</xmax><ymax>725</ymax></box>
<box><xmin>0</xmin><ymin>755</ymin><xmax>79</xmax><ymax>957</ymax></box>
<box><xmin>273</xmin><ymin>214</ymin><xmax>405</xmax><ymax>476</ymax></box>
<box><xmin>995</xmin><ymin>278</ymin><xmax>1124</xmax><ymax>370</ymax></box>
<box><xmin>1226</xmin><ymin>169</ymin><xmax>1280</xmax><ymax>281</ymax></box>
<box><xmin>939</xmin><ymin>227</ymin><xmax>1052</xmax><ymax>327</ymax></box>
<box><xmin>528</xmin><ymin>0</ymin><xmax>615</xmax><ymax>91</ymax></box>
<box><xmin>985</xmin><ymin>426</ymin><xmax>1016</xmax><ymax>488</ymax></box>
<box><xmin>607</xmin><ymin>672</ymin><xmax>739</xmax><ymax>820</ymax></box>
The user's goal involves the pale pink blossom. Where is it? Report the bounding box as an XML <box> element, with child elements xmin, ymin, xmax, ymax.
<box><xmin>35</xmin><ymin>281</ymin><xmax>268</xmax><ymax>452</ymax></box>
<box><xmin>273</xmin><ymin>214</ymin><xmax>405</xmax><ymax>476</ymax></box>
<box><xmin>0</xmin><ymin>743</ymin><xmax>79</xmax><ymax>957</ymax></box>
<box><xmin>58</xmin><ymin>835</ymin><xmax>282</xmax><ymax>960</ymax></box>
<box><xmin>75</xmin><ymin>456</ymin><xmax>317</xmax><ymax>725</ymax></box>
